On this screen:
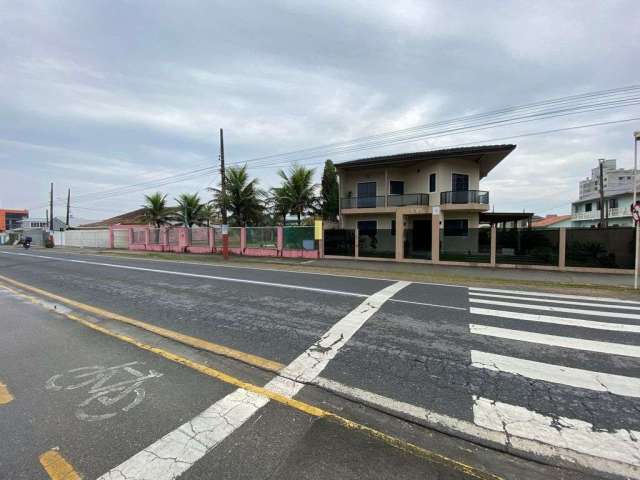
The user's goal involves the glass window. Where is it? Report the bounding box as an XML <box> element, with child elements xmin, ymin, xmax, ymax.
<box><xmin>585</xmin><ymin>203</ymin><xmax>592</xmax><ymax>212</ymax></box>
<box><xmin>452</xmin><ymin>173</ymin><xmax>469</xmax><ymax>192</ymax></box>
<box><xmin>429</xmin><ymin>173</ymin><xmax>437</xmax><ymax>193</ymax></box>
<box><xmin>389</xmin><ymin>181</ymin><xmax>404</xmax><ymax>195</ymax></box>
<box><xmin>443</xmin><ymin>219</ymin><xmax>468</xmax><ymax>237</ymax></box>
<box><xmin>357</xmin><ymin>220</ymin><xmax>377</xmax><ymax>233</ymax></box>
<box><xmin>609</xmin><ymin>198</ymin><xmax>618</xmax><ymax>209</ymax></box>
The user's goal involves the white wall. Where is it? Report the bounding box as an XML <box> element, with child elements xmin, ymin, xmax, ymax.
<box><xmin>54</xmin><ymin>229</ymin><xmax>109</xmax><ymax>248</ymax></box>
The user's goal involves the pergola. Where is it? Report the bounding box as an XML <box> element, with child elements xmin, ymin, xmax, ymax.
<box><xmin>479</xmin><ymin>212</ymin><xmax>534</xmax><ymax>229</ymax></box>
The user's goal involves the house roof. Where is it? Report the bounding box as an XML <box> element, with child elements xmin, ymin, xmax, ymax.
<box><xmin>334</xmin><ymin>144</ymin><xmax>516</xmax><ymax>179</ymax></box>
<box><xmin>80</xmin><ymin>207</ymin><xmax>182</xmax><ymax>228</ymax></box>
<box><xmin>531</xmin><ymin>214</ymin><xmax>572</xmax><ymax>228</ymax></box>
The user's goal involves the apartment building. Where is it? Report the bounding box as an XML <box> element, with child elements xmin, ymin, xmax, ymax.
<box><xmin>0</xmin><ymin>209</ymin><xmax>28</xmax><ymax>232</ymax></box>
<box><xmin>572</xmin><ymin>159</ymin><xmax>639</xmax><ymax>227</ymax></box>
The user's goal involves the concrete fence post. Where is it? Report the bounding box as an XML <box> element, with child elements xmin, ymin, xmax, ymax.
<box><xmin>240</xmin><ymin>227</ymin><xmax>247</xmax><ymax>254</ymax></box>
<box><xmin>559</xmin><ymin>228</ymin><xmax>567</xmax><ymax>269</ymax></box>
<box><xmin>277</xmin><ymin>226</ymin><xmax>284</xmax><ymax>256</ymax></box>
<box><xmin>431</xmin><ymin>214</ymin><xmax>440</xmax><ymax>263</ymax></box>
<box><xmin>354</xmin><ymin>227</ymin><xmax>359</xmax><ymax>258</ymax></box>
<box><xmin>395</xmin><ymin>211</ymin><xmax>404</xmax><ymax>261</ymax></box>
<box><xmin>145</xmin><ymin>227</ymin><xmax>150</xmax><ymax>250</ymax></box>
<box><xmin>208</xmin><ymin>227</ymin><xmax>215</xmax><ymax>252</ymax></box>
<box><xmin>490</xmin><ymin>224</ymin><xmax>497</xmax><ymax>266</ymax></box>
<box><xmin>127</xmin><ymin>227</ymin><xmax>134</xmax><ymax>249</ymax></box>
<box><xmin>179</xmin><ymin>227</ymin><xmax>189</xmax><ymax>252</ymax></box>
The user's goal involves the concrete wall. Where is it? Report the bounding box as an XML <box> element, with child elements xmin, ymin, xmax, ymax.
<box><xmin>54</xmin><ymin>229</ymin><xmax>110</xmax><ymax>248</ymax></box>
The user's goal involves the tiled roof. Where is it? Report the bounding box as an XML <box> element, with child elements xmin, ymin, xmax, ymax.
<box><xmin>531</xmin><ymin>215</ymin><xmax>572</xmax><ymax>227</ymax></box>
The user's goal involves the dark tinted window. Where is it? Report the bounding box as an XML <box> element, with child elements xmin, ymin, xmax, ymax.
<box><xmin>429</xmin><ymin>173</ymin><xmax>436</xmax><ymax>192</ymax></box>
<box><xmin>444</xmin><ymin>219</ymin><xmax>468</xmax><ymax>236</ymax></box>
<box><xmin>452</xmin><ymin>173</ymin><xmax>469</xmax><ymax>192</ymax></box>
<box><xmin>389</xmin><ymin>181</ymin><xmax>404</xmax><ymax>195</ymax></box>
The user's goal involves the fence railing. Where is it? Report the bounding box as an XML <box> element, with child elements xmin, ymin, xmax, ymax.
<box><xmin>440</xmin><ymin>190</ymin><xmax>489</xmax><ymax>205</ymax></box>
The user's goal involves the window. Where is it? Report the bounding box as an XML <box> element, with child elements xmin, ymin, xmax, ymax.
<box><xmin>357</xmin><ymin>220</ymin><xmax>377</xmax><ymax>233</ymax></box>
<box><xmin>389</xmin><ymin>181</ymin><xmax>404</xmax><ymax>195</ymax></box>
<box><xmin>444</xmin><ymin>219</ymin><xmax>468</xmax><ymax>237</ymax></box>
<box><xmin>391</xmin><ymin>220</ymin><xmax>396</xmax><ymax>236</ymax></box>
<box><xmin>357</xmin><ymin>182</ymin><xmax>377</xmax><ymax>208</ymax></box>
<box><xmin>585</xmin><ymin>203</ymin><xmax>592</xmax><ymax>212</ymax></box>
<box><xmin>608</xmin><ymin>198</ymin><xmax>618</xmax><ymax>209</ymax></box>
<box><xmin>452</xmin><ymin>173</ymin><xmax>469</xmax><ymax>192</ymax></box>
<box><xmin>429</xmin><ymin>173</ymin><xmax>436</xmax><ymax>193</ymax></box>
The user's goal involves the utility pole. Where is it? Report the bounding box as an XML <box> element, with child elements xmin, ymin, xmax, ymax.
<box><xmin>598</xmin><ymin>159</ymin><xmax>606</xmax><ymax>228</ymax></box>
<box><xmin>65</xmin><ymin>188</ymin><xmax>71</xmax><ymax>228</ymax></box>
<box><xmin>49</xmin><ymin>182</ymin><xmax>54</xmax><ymax>231</ymax></box>
<box><xmin>219</xmin><ymin>128</ymin><xmax>229</xmax><ymax>260</ymax></box>
<box><xmin>219</xmin><ymin>128</ymin><xmax>227</xmax><ymax>225</ymax></box>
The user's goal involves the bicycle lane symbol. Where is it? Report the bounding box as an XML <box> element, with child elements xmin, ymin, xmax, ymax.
<box><xmin>45</xmin><ymin>362</ymin><xmax>164</xmax><ymax>422</ymax></box>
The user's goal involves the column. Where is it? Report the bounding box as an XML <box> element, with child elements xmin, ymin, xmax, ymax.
<box><xmin>490</xmin><ymin>224</ymin><xmax>497</xmax><ymax>266</ymax></box>
<box><xmin>354</xmin><ymin>227</ymin><xmax>359</xmax><ymax>258</ymax></box>
<box><xmin>558</xmin><ymin>228</ymin><xmax>566</xmax><ymax>269</ymax></box>
<box><xmin>395</xmin><ymin>211</ymin><xmax>404</xmax><ymax>261</ymax></box>
<box><xmin>431</xmin><ymin>213</ymin><xmax>440</xmax><ymax>263</ymax></box>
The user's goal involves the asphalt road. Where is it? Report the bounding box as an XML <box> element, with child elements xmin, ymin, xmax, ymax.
<box><xmin>0</xmin><ymin>248</ymin><xmax>638</xmax><ymax>479</ymax></box>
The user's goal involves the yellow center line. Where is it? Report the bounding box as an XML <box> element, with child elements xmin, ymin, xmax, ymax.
<box><xmin>0</xmin><ymin>274</ymin><xmax>502</xmax><ymax>480</ymax></box>
<box><xmin>0</xmin><ymin>379</ymin><xmax>13</xmax><ymax>405</ymax></box>
<box><xmin>39</xmin><ymin>449</ymin><xmax>81</xmax><ymax>480</ymax></box>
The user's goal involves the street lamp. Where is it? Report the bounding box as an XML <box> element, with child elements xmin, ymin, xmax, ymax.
<box><xmin>634</xmin><ymin>131</ymin><xmax>640</xmax><ymax>289</ymax></box>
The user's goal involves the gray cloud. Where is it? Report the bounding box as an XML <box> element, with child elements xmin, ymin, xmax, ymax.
<box><xmin>1</xmin><ymin>0</ymin><xmax>639</xmax><ymax>219</ymax></box>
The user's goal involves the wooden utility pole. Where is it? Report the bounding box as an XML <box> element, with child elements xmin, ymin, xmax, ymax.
<box><xmin>598</xmin><ymin>159</ymin><xmax>607</xmax><ymax>228</ymax></box>
<box><xmin>65</xmin><ymin>188</ymin><xmax>71</xmax><ymax>228</ymax></box>
<box><xmin>220</xmin><ymin>128</ymin><xmax>227</xmax><ymax>225</ymax></box>
<box><xmin>49</xmin><ymin>182</ymin><xmax>54</xmax><ymax>231</ymax></box>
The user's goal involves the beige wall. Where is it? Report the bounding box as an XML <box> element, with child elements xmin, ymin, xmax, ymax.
<box><xmin>341</xmin><ymin>211</ymin><xmax>479</xmax><ymax>230</ymax></box>
<box><xmin>338</xmin><ymin>157</ymin><xmax>482</xmax><ymax>206</ymax></box>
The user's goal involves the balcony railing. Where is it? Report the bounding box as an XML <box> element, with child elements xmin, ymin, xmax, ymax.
<box><xmin>341</xmin><ymin>196</ymin><xmax>386</xmax><ymax>209</ymax></box>
<box><xmin>341</xmin><ymin>193</ymin><xmax>430</xmax><ymax>209</ymax></box>
<box><xmin>387</xmin><ymin>193</ymin><xmax>429</xmax><ymax>207</ymax></box>
<box><xmin>573</xmin><ymin>207</ymin><xmax>628</xmax><ymax>221</ymax></box>
<box><xmin>440</xmin><ymin>190</ymin><xmax>489</xmax><ymax>205</ymax></box>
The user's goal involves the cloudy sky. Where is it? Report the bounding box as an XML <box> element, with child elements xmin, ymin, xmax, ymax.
<box><xmin>1</xmin><ymin>0</ymin><xmax>639</xmax><ymax>221</ymax></box>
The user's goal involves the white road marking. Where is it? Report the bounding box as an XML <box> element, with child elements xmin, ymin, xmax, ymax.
<box><xmin>469</xmin><ymin>324</ymin><xmax>640</xmax><ymax>358</ymax></box>
<box><xmin>0</xmin><ymin>251</ymin><xmax>370</xmax><ymax>298</ymax></box>
<box><xmin>97</xmin><ymin>280</ymin><xmax>409</xmax><ymax>480</ymax></box>
<box><xmin>316</xmin><ymin>378</ymin><xmax>640</xmax><ymax>478</ymax></box>
<box><xmin>473</xmin><ymin>396</ymin><xmax>640</xmax><ymax>469</ymax></box>
<box><xmin>469</xmin><ymin>286</ymin><xmax>640</xmax><ymax>305</ymax></box>
<box><xmin>0</xmin><ymin>249</ymin><xmax>469</xmax><ymax>289</ymax></box>
<box><xmin>470</xmin><ymin>307</ymin><xmax>640</xmax><ymax>333</ymax></box>
<box><xmin>469</xmin><ymin>291</ymin><xmax>640</xmax><ymax>310</ymax></box>
<box><xmin>470</xmin><ymin>350</ymin><xmax>640</xmax><ymax>397</ymax></box>
<box><xmin>389</xmin><ymin>298</ymin><xmax>466</xmax><ymax>310</ymax></box>
<box><xmin>469</xmin><ymin>298</ymin><xmax>640</xmax><ymax>320</ymax></box>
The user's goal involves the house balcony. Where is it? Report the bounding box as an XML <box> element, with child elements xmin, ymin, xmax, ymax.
<box><xmin>341</xmin><ymin>194</ymin><xmax>429</xmax><ymax>213</ymax></box>
<box><xmin>439</xmin><ymin>190</ymin><xmax>489</xmax><ymax>211</ymax></box>
<box><xmin>572</xmin><ymin>207</ymin><xmax>628</xmax><ymax>221</ymax></box>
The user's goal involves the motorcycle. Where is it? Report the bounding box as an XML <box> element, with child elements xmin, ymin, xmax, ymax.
<box><xmin>23</xmin><ymin>236</ymin><xmax>32</xmax><ymax>249</ymax></box>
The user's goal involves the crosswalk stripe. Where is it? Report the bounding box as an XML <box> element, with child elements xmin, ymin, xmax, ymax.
<box><xmin>470</xmin><ymin>350</ymin><xmax>640</xmax><ymax>397</ymax></box>
<box><xmin>97</xmin><ymin>281</ymin><xmax>410</xmax><ymax>480</ymax></box>
<box><xmin>469</xmin><ymin>292</ymin><xmax>640</xmax><ymax>311</ymax></box>
<box><xmin>469</xmin><ymin>287</ymin><xmax>640</xmax><ymax>305</ymax></box>
<box><xmin>472</xmin><ymin>396</ymin><xmax>640</xmax><ymax>469</ymax></box>
<box><xmin>469</xmin><ymin>324</ymin><xmax>640</xmax><ymax>358</ymax></box>
<box><xmin>469</xmin><ymin>298</ymin><xmax>640</xmax><ymax>320</ymax></box>
<box><xmin>470</xmin><ymin>307</ymin><xmax>640</xmax><ymax>333</ymax></box>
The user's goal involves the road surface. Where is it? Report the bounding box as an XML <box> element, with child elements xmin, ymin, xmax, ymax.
<box><xmin>0</xmin><ymin>248</ymin><xmax>638</xmax><ymax>479</ymax></box>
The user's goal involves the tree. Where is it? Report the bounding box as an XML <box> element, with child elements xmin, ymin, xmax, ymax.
<box><xmin>320</xmin><ymin>159</ymin><xmax>339</xmax><ymax>221</ymax></box>
<box><xmin>275</xmin><ymin>165</ymin><xmax>317</xmax><ymax>225</ymax></box>
<box><xmin>142</xmin><ymin>192</ymin><xmax>168</xmax><ymax>228</ymax></box>
<box><xmin>199</xmin><ymin>203</ymin><xmax>217</xmax><ymax>227</ymax></box>
<box><xmin>269</xmin><ymin>185</ymin><xmax>291</xmax><ymax>225</ymax></box>
<box><xmin>210</xmin><ymin>165</ymin><xmax>265</xmax><ymax>226</ymax></box>
<box><xmin>174</xmin><ymin>193</ymin><xmax>205</xmax><ymax>227</ymax></box>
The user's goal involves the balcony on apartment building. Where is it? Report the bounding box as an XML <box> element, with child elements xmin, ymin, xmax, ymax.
<box><xmin>440</xmin><ymin>190</ymin><xmax>489</xmax><ymax>206</ymax></box>
<box><xmin>341</xmin><ymin>193</ymin><xmax>430</xmax><ymax>210</ymax></box>
<box><xmin>573</xmin><ymin>207</ymin><xmax>628</xmax><ymax>221</ymax></box>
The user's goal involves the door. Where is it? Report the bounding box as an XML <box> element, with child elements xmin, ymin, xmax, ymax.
<box><xmin>357</xmin><ymin>182</ymin><xmax>377</xmax><ymax>208</ymax></box>
<box><xmin>411</xmin><ymin>220</ymin><xmax>432</xmax><ymax>257</ymax></box>
<box><xmin>452</xmin><ymin>173</ymin><xmax>469</xmax><ymax>203</ymax></box>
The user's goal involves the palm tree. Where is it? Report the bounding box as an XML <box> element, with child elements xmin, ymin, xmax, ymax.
<box><xmin>174</xmin><ymin>193</ymin><xmax>205</xmax><ymax>227</ymax></box>
<box><xmin>275</xmin><ymin>165</ymin><xmax>317</xmax><ymax>225</ymax></box>
<box><xmin>210</xmin><ymin>165</ymin><xmax>265</xmax><ymax>226</ymax></box>
<box><xmin>200</xmin><ymin>203</ymin><xmax>217</xmax><ymax>227</ymax></box>
<box><xmin>142</xmin><ymin>192</ymin><xmax>168</xmax><ymax>228</ymax></box>
<box><xmin>269</xmin><ymin>185</ymin><xmax>291</xmax><ymax>225</ymax></box>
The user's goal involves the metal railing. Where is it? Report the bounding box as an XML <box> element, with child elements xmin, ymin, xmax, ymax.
<box><xmin>573</xmin><ymin>208</ymin><xmax>628</xmax><ymax>221</ymax></box>
<box><xmin>341</xmin><ymin>193</ymin><xmax>429</xmax><ymax>209</ymax></box>
<box><xmin>440</xmin><ymin>190</ymin><xmax>489</xmax><ymax>205</ymax></box>
<box><xmin>387</xmin><ymin>193</ymin><xmax>429</xmax><ymax>207</ymax></box>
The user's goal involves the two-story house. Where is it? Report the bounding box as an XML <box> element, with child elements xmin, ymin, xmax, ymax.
<box><xmin>334</xmin><ymin>144</ymin><xmax>516</xmax><ymax>259</ymax></box>
<box><xmin>571</xmin><ymin>159</ymin><xmax>639</xmax><ymax>227</ymax></box>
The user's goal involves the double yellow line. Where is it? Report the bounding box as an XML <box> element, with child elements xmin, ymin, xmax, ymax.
<box><xmin>0</xmin><ymin>274</ymin><xmax>502</xmax><ymax>480</ymax></box>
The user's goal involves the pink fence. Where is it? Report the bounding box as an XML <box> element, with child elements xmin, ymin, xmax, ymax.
<box><xmin>108</xmin><ymin>225</ymin><xmax>321</xmax><ymax>259</ymax></box>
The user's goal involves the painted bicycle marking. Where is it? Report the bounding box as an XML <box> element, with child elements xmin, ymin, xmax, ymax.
<box><xmin>46</xmin><ymin>362</ymin><xmax>163</xmax><ymax>422</ymax></box>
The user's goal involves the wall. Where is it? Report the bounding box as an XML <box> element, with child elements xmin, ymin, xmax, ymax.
<box><xmin>54</xmin><ymin>229</ymin><xmax>110</xmax><ymax>248</ymax></box>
